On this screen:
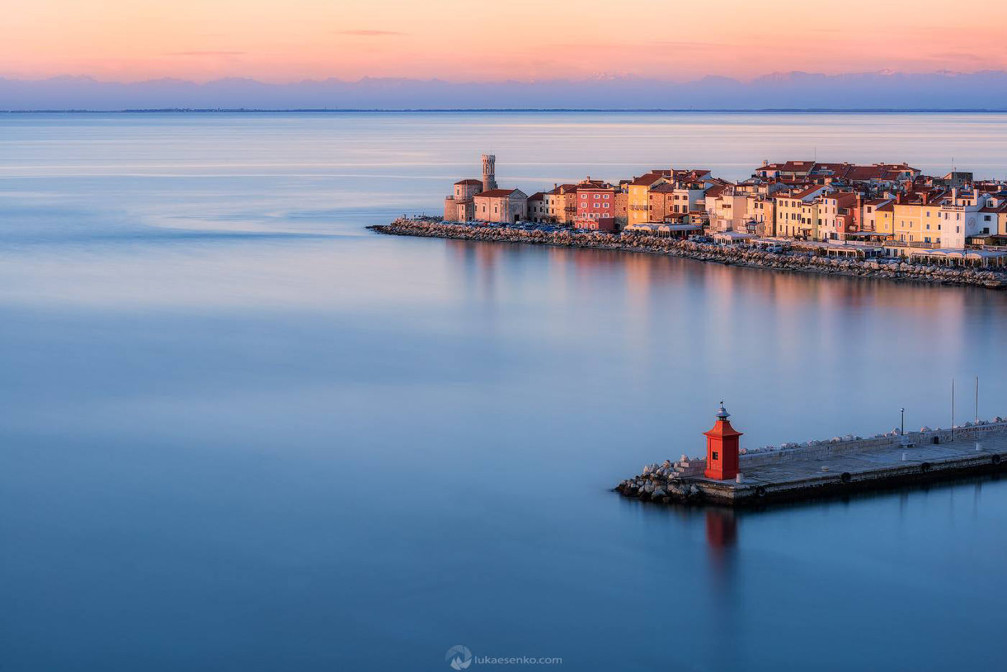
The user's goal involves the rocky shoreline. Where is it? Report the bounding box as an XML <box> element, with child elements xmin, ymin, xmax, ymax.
<box><xmin>369</xmin><ymin>219</ymin><xmax>1007</xmax><ymax>289</ymax></box>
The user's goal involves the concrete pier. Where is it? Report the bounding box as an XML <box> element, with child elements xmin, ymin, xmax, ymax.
<box><xmin>616</xmin><ymin>420</ymin><xmax>1007</xmax><ymax>507</ymax></box>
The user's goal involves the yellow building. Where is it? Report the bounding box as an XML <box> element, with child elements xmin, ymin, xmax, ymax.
<box><xmin>862</xmin><ymin>198</ymin><xmax>893</xmax><ymax>234</ymax></box>
<box><xmin>873</xmin><ymin>202</ymin><xmax>894</xmax><ymax>236</ymax></box>
<box><xmin>891</xmin><ymin>192</ymin><xmax>944</xmax><ymax>246</ymax></box>
<box><xmin>748</xmin><ymin>196</ymin><xmax>775</xmax><ymax>237</ymax></box>
<box><xmin>626</xmin><ymin>170</ymin><xmax>669</xmax><ymax>225</ymax></box>
<box><xmin>798</xmin><ymin>201</ymin><xmax>820</xmax><ymax>239</ymax></box>
<box><xmin>774</xmin><ymin>186</ymin><xmax>828</xmax><ymax>239</ymax></box>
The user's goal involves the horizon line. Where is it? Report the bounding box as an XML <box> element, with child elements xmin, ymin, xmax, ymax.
<box><xmin>6</xmin><ymin>107</ymin><xmax>1007</xmax><ymax>114</ymax></box>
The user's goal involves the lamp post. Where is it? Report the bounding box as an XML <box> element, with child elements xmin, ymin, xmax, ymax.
<box><xmin>900</xmin><ymin>407</ymin><xmax>905</xmax><ymax>436</ymax></box>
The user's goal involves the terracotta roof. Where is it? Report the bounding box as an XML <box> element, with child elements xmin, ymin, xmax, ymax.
<box><xmin>629</xmin><ymin>170</ymin><xmax>670</xmax><ymax>187</ymax></box>
<box><xmin>454</xmin><ymin>179</ymin><xmax>483</xmax><ymax>186</ymax></box>
<box><xmin>811</xmin><ymin>162</ymin><xmax>850</xmax><ymax>177</ymax></box>
<box><xmin>475</xmin><ymin>189</ymin><xmax>520</xmax><ymax>198</ymax></box>
<box><xmin>673</xmin><ymin>169</ymin><xmax>711</xmax><ymax>180</ymax></box>
<box><xmin>649</xmin><ymin>183</ymin><xmax>677</xmax><ymax>193</ymax></box>
<box><xmin>781</xmin><ymin>160</ymin><xmax>815</xmax><ymax>173</ymax></box>
<box><xmin>527</xmin><ymin>192</ymin><xmax>545</xmax><ymax>201</ymax></box>
<box><xmin>794</xmin><ymin>185</ymin><xmax>827</xmax><ymax>199</ymax></box>
<box><xmin>820</xmin><ymin>191</ymin><xmax>858</xmax><ymax>205</ymax></box>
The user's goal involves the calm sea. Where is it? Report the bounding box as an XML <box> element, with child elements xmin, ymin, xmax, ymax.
<box><xmin>1</xmin><ymin>112</ymin><xmax>1006</xmax><ymax>671</ymax></box>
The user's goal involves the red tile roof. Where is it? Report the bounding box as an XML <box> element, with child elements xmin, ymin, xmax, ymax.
<box><xmin>475</xmin><ymin>189</ymin><xmax>520</xmax><ymax>198</ymax></box>
<box><xmin>629</xmin><ymin>170</ymin><xmax>671</xmax><ymax>187</ymax></box>
<box><xmin>649</xmin><ymin>183</ymin><xmax>677</xmax><ymax>193</ymax></box>
<box><xmin>793</xmin><ymin>185</ymin><xmax>827</xmax><ymax>199</ymax></box>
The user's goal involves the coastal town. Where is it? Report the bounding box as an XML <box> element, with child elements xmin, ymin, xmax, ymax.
<box><xmin>431</xmin><ymin>154</ymin><xmax>1007</xmax><ymax>271</ymax></box>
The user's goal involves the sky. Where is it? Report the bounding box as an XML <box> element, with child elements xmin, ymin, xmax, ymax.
<box><xmin>4</xmin><ymin>0</ymin><xmax>1007</xmax><ymax>83</ymax></box>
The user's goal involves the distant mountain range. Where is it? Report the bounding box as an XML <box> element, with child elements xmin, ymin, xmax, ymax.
<box><xmin>5</xmin><ymin>71</ymin><xmax>1007</xmax><ymax>111</ymax></box>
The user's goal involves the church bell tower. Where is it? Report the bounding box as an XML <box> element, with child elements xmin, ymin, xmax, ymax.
<box><xmin>481</xmin><ymin>154</ymin><xmax>497</xmax><ymax>191</ymax></box>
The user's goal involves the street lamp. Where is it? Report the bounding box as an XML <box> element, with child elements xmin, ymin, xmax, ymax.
<box><xmin>900</xmin><ymin>407</ymin><xmax>905</xmax><ymax>436</ymax></box>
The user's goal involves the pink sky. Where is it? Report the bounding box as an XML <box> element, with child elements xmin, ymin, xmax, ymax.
<box><xmin>5</xmin><ymin>0</ymin><xmax>1007</xmax><ymax>82</ymax></box>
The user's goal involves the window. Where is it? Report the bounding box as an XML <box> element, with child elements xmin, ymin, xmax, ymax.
<box><xmin>712</xmin><ymin>451</ymin><xmax>719</xmax><ymax>460</ymax></box>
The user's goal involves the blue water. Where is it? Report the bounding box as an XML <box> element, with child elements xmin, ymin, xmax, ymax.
<box><xmin>2</xmin><ymin>112</ymin><xmax>1007</xmax><ymax>671</ymax></box>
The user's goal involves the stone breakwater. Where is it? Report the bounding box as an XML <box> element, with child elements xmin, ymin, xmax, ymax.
<box><xmin>616</xmin><ymin>418</ymin><xmax>1007</xmax><ymax>507</ymax></box>
<box><xmin>369</xmin><ymin>219</ymin><xmax>1007</xmax><ymax>289</ymax></box>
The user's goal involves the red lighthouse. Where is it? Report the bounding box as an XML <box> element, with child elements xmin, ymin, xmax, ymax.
<box><xmin>704</xmin><ymin>402</ymin><xmax>742</xmax><ymax>480</ymax></box>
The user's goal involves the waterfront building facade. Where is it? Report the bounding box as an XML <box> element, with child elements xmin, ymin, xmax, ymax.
<box><xmin>817</xmin><ymin>192</ymin><xmax>860</xmax><ymax>241</ymax></box>
<box><xmin>774</xmin><ymin>185</ymin><xmax>830</xmax><ymax>239</ymax></box>
<box><xmin>443</xmin><ymin>154</ymin><xmax>1007</xmax><ymax>254</ymax></box>
<box><xmin>627</xmin><ymin>170</ymin><xmax>670</xmax><ymax>226</ymax></box>
<box><xmin>444</xmin><ymin>179</ymin><xmax>483</xmax><ymax>222</ymax></box>
<box><xmin>527</xmin><ymin>192</ymin><xmax>549</xmax><ymax>222</ymax></box>
<box><xmin>576</xmin><ymin>180</ymin><xmax>618</xmax><ymax>222</ymax></box>
<box><xmin>474</xmin><ymin>188</ymin><xmax>528</xmax><ymax>223</ymax></box>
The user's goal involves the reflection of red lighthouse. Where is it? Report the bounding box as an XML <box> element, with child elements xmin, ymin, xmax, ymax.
<box><xmin>705</xmin><ymin>509</ymin><xmax>738</xmax><ymax>551</ymax></box>
<box><xmin>704</xmin><ymin>402</ymin><xmax>742</xmax><ymax>480</ymax></box>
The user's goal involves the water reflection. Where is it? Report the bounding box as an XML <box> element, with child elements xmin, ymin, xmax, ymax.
<box><xmin>5</xmin><ymin>112</ymin><xmax>1007</xmax><ymax>671</ymax></box>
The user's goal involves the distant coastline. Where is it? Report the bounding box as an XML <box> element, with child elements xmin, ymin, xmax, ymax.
<box><xmin>8</xmin><ymin>108</ymin><xmax>1007</xmax><ymax>114</ymax></box>
<box><xmin>8</xmin><ymin>70</ymin><xmax>1007</xmax><ymax>112</ymax></box>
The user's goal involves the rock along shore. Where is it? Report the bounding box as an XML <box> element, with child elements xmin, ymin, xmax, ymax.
<box><xmin>369</xmin><ymin>219</ymin><xmax>1007</xmax><ymax>290</ymax></box>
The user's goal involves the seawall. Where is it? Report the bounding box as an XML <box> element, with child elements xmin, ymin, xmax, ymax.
<box><xmin>369</xmin><ymin>219</ymin><xmax>1007</xmax><ymax>290</ymax></box>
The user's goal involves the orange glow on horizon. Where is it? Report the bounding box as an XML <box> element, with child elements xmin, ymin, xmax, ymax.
<box><xmin>4</xmin><ymin>0</ymin><xmax>1007</xmax><ymax>83</ymax></box>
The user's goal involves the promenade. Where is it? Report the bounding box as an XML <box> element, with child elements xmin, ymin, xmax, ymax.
<box><xmin>371</xmin><ymin>219</ymin><xmax>1007</xmax><ymax>289</ymax></box>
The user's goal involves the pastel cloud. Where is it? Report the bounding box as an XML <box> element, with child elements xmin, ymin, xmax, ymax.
<box><xmin>4</xmin><ymin>0</ymin><xmax>1007</xmax><ymax>83</ymax></box>
<box><xmin>170</xmin><ymin>51</ymin><xmax>246</xmax><ymax>57</ymax></box>
<box><xmin>337</xmin><ymin>30</ymin><xmax>405</xmax><ymax>37</ymax></box>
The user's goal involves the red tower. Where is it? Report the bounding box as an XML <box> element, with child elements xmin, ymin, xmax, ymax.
<box><xmin>704</xmin><ymin>402</ymin><xmax>742</xmax><ymax>480</ymax></box>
